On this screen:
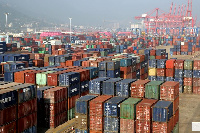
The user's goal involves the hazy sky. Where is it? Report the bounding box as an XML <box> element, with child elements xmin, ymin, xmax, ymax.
<box><xmin>1</xmin><ymin>0</ymin><xmax>199</xmax><ymax>26</ymax></box>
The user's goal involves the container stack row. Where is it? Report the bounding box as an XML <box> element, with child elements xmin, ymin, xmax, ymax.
<box><xmin>75</xmin><ymin>80</ymin><xmax>179</xmax><ymax>133</ymax></box>
<box><xmin>0</xmin><ymin>82</ymin><xmax>37</xmax><ymax>133</ymax></box>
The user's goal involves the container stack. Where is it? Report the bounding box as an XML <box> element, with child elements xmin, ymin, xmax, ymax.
<box><xmin>89</xmin><ymin>95</ymin><xmax>112</xmax><ymax>133</ymax></box>
<box><xmin>148</xmin><ymin>59</ymin><xmax>157</xmax><ymax>81</ymax></box>
<box><xmin>116</xmin><ymin>79</ymin><xmax>136</xmax><ymax>97</ymax></box>
<box><xmin>136</xmin><ymin>99</ymin><xmax>157</xmax><ymax>133</ymax></box>
<box><xmin>75</xmin><ymin>95</ymin><xmax>97</xmax><ymax>133</ymax></box>
<box><xmin>43</xmin><ymin>87</ymin><xmax>68</xmax><ymax>128</ymax></box>
<box><xmin>104</xmin><ymin>97</ymin><xmax>126</xmax><ymax>133</ymax></box>
<box><xmin>183</xmin><ymin>60</ymin><xmax>193</xmax><ymax>94</ymax></box>
<box><xmin>174</xmin><ymin>60</ymin><xmax>184</xmax><ymax>93</ymax></box>
<box><xmin>152</xmin><ymin>101</ymin><xmax>174</xmax><ymax>133</ymax></box>
<box><xmin>99</xmin><ymin>61</ymin><xmax>120</xmax><ymax>78</ymax></box>
<box><xmin>131</xmin><ymin>80</ymin><xmax>150</xmax><ymax>98</ymax></box>
<box><xmin>160</xmin><ymin>81</ymin><xmax>179</xmax><ymax>132</ymax></box>
<box><xmin>102</xmin><ymin>78</ymin><xmax>122</xmax><ymax>96</ymax></box>
<box><xmin>120</xmin><ymin>58</ymin><xmax>134</xmax><ymax>79</ymax></box>
<box><xmin>156</xmin><ymin>59</ymin><xmax>166</xmax><ymax>81</ymax></box>
<box><xmin>0</xmin><ymin>83</ymin><xmax>37</xmax><ymax>132</ymax></box>
<box><xmin>166</xmin><ymin>59</ymin><xmax>176</xmax><ymax>81</ymax></box>
<box><xmin>120</xmin><ymin>98</ymin><xmax>141</xmax><ymax>133</ymax></box>
<box><xmin>193</xmin><ymin>60</ymin><xmax>200</xmax><ymax>94</ymax></box>
<box><xmin>145</xmin><ymin>81</ymin><xmax>164</xmax><ymax>99</ymax></box>
<box><xmin>89</xmin><ymin>77</ymin><xmax>110</xmax><ymax>95</ymax></box>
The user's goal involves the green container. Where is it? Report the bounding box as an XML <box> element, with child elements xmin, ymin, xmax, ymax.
<box><xmin>145</xmin><ymin>81</ymin><xmax>164</xmax><ymax>99</ymax></box>
<box><xmin>68</xmin><ymin>108</ymin><xmax>75</xmax><ymax>120</ymax></box>
<box><xmin>184</xmin><ymin>59</ymin><xmax>193</xmax><ymax>70</ymax></box>
<box><xmin>150</xmin><ymin>56</ymin><xmax>155</xmax><ymax>60</ymax></box>
<box><xmin>120</xmin><ymin>98</ymin><xmax>142</xmax><ymax>119</ymax></box>
<box><xmin>44</xmin><ymin>51</ymin><xmax>49</xmax><ymax>54</ymax></box>
<box><xmin>91</xmin><ymin>45</ymin><xmax>94</xmax><ymax>48</ymax></box>
<box><xmin>28</xmin><ymin>48</ymin><xmax>32</xmax><ymax>52</ymax></box>
<box><xmin>86</xmin><ymin>45</ymin><xmax>90</xmax><ymax>49</ymax></box>
<box><xmin>101</xmin><ymin>51</ymin><xmax>108</xmax><ymax>56</ymax></box>
<box><xmin>172</xmin><ymin>122</ymin><xmax>179</xmax><ymax>133</ymax></box>
<box><xmin>36</xmin><ymin>71</ymin><xmax>55</xmax><ymax>86</ymax></box>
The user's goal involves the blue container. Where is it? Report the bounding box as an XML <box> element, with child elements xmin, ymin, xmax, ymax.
<box><xmin>99</xmin><ymin>61</ymin><xmax>107</xmax><ymax>71</ymax></box>
<box><xmin>107</xmin><ymin>61</ymin><xmax>120</xmax><ymax>70</ymax></box>
<box><xmin>166</xmin><ymin>77</ymin><xmax>174</xmax><ymax>81</ymax></box>
<box><xmin>174</xmin><ymin>78</ymin><xmax>183</xmax><ymax>86</ymax></box>
<box><xmin>107</xmin><ymin>69</ymin><xmax>120</xmax><ymax>78</ymax></box>
<box><xmin>116</xmin><ymin>79</ymin><xmax>136</xmax><ymax>97</ymax></box>
<box><xmin>4</xmin><ymin>71</ymin><xmax>16</xmax><ymax>82</ymax></box>
<box><xmin>75</xmin><ymin>129</ymin><xmax>88</xmax><ymax>133</ymax></box>
<box><xmin>153</xmin><ymin>101</ymin><xmax>173</xmax><ymax>122</ymax></box>
<box><xmin>193</xmin><ymin>70</ymin><xmax>200</xmax><ymax>78</ymax></box>
<box><xmin>149</xmin><ymin>59</ymin><xmax>157</xmax><ymax>68</ymax></box>
<box><xmin>74</xmin><ymin>60</ymin><xmax>83</xmax><ymax>66</ymax></box>
<box><xmin>104</xmin><ymin>96</ymin><xmax>126</xmax><ymax>117</ymax></box>
<box><xmin>175</xmin><ymin>69</ymin><xmax>184</xmax><ymax>78</ymax></box>
<box><xmin>157</xmin><ymin>76</ymin><xmax>165</xmax><ymax>81</ymax></box>
<box><xmin>84</xmin><ymin>67</ymin><xmax>99</xmax><ymax>80</ymax></box>
<box><xmin>59</xmin><ymin>72</ymin><xmax>80</xmax><ymax>86</ymax></box>
<box><xmin>75</xmin><ymin>95</ymin><xmax>97</xmax><ymax>114</ymax></box>
<box><xmin>0</xmin><ymin>89</ymin><xmax>18</xmax><ymax>110</ymax></box>
<box><xmin>157</xmin><ymin>59</ymin><xmax>166</xmax><ymax>68</ymax></box>
<box><xmin>104</xmin><ymin>117</ymin><xmax>119</xmax><ymax>132</ymax></box>
<box><xmin>89</xmin><ymin>77</ymin><xmax>110</xmax><ymax>95</ymax></box>
<box><xmin>148</xmin><ymin>76</ymin><xmax>156</xmax><ymax>81</ymax></box>
<box><xmin>102</xmin><ymin>78</ymin><xmax>122</xmax><ymax>95</ymax></box>
<box><xmin>120</xmin><ymin>58</ymin><xmax>132</xmax><ymax>67</ymax></box>
<box><xmin>3</xmin><ymin>64</ymin><xmax>10</xmax><ymax>72</ymax></box>
<box><xmin>80</xmin><ymin>80</ymin><xmax>89</xmax><ymax>93</ymax></box>
<box><xmin>99</xmin><ymin>70</ymin><xmax>107</xmax><ymax>77</ymax></box>
<box><xmin>184</xmin><ymin>70</ymin><xmax>193</xmax><ymax>78</ymax></box>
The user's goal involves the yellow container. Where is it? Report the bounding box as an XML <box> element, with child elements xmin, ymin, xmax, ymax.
<box><xmin>148</xmin><ymin>68</ymin><xmax>157</xmax><ymax>76</ymax></box>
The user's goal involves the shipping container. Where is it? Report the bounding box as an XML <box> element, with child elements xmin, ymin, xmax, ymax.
<box><xmin>102</xmin><ymin>78</ymin><xmax>122</xmax><ymax>95</ymax></box>
<box><xmin>145</xmin><ymin>81</ymin><xmax>163</xmax><ymax>99</ymax></box>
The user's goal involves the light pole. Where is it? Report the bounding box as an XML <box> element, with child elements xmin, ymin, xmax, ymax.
<box><xmin>69</xmin><ymin>18</ymin><xmax>72</xmax><ymax>44</ymax></box>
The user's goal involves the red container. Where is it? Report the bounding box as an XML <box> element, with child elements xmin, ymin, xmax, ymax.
<box><xmin>14</xmin><ymin>70</ymin><xmax>34</xmax><ymax>83</ymax></box>
<box><xmin>131</xmin><ymin>80</ymin><xmax>150</xmax><ymax>98</ymax></box>
<box><xmin>66</xmin><ymin>60</ymin><xmax>76</xmax><ymax>66</ymax></box>
<box><xmin>132</xmin><ymin>72</ymin><xmax>136</xmax><ymax>79</ymax></box>
<box><xmin>140</xmin><ymin>74</ymin><xmax>145</xmax><ymax>80</ymax></box>
<box><xmin>44</xmin><ymin>87</ymin><xmax>67</xmax><ymax>103</ymax></box>
<box><xmin>136</xmin><ymin>120</ymin><xmax>151</xmax><ymax>133</ymax></box>
<box><xmin>174</xmin><ymin>59</ymin><xmax>184</xmax><ymax>69</ymax></box>
<box><xmin>150</xmin><ymin>50</ymin><xmax>156</xmax><ymax>56</ymax></box>
<box><xmin>156</xmin><ymin>56</ymin><xmax>161</xmax><ymax>59</ymax></box>
<box><xmin>120</xmin><ymin>66</ymin><xmax>132</xmax><ymax>75</ymax></box>
<box><xmin>156</xmin><ymin>68</ymin><xmax>165</xmax><ymax>77</ymax></box>
<box><xmin>18</xmin><ymin>113</ymin><xmax>32</xmax><ymax>132</ymax></box>
<box><xmin>0</xmin><ymin>105</ymin><xmax>17</xmax><ymax>126</ymax></box>
<box><xmin>193</xmin><ymin>86</ymin><xmax>200</xmax><ymax>94</ymax></box>
<box><xmin>166</xmin><ymin>59</ymin><xmax>175</xmax><ymax>69</ymax></box>
<box><xmin>152</xmin><ymin>117</ymin><xmax>173</xmax><ymax>133</ymax></box>
<box><xmin>193</xmin><ymin>78</ymin><xmax>200</xmax><ymax>87</ymax></box>
<box><xmin>81</xmin><ymin>90</ymin><xmax>89</xmax><ymax>96</ymax></box>
<box><xmin>184</xmin><ymin>77</ymin><xmax>193</xmax><ymax>86</ymax></box>
<box><xmin>120</xmin><ymin>119</ymin><xmax>135</xmax><ymax>133</ymax></box>
<box><xmin>49</xmin><ymin>111</ymin><xmax>67</xmax><ymax>128</ymax></box>
<box><xmin>166</xmin><ymin>68</ymin><xmax>174</xmax><ymax>77</ymax></box>
<box><xmin>68</xmin><ymin>95</ymin><xmax>80</xmax><ymax>109</ymax></box>
<box><xmin>0</xmin><ymin>121</ymin><xmax>16</xmax><ymax>133</ymax></box>
<box><xmin>194</xmin><ymin>60</ymin><xmax>200</xmax><ymax>70</ymax></box>
<box><xmin>140</xmin><ymin>68</ymin><xmax>145</xmax><ymax>75</ymax></box>
<box><xmin>82</xmin><ymin>60</ymin><xmax>91</xmax><ymax>67</ymax></box>
<box><xmin>136</xmin><ymin>99</ymin><xmax>157</xmax><ymax>121</ymax></box>
<box><xmin>90</xmin><ymin>95</ymin><xmax>112</xmax><ymax>132</ymax></box>
<box><xmin>160</xmin><ymin>81</ymin><xmax>179</xmax><ymax>101</ymax></box>
<box><xmin>73</xmin><ymin>69</ymin><xmax>90</xmax><ymax>82</ymax></box>
<box><xmin>25</xmin><ymin>70</ymin><xmax>44</xmax><ymax>84</ymax></box>
<box><xmin>18</xmin><ymin>98</ymin><xmax>37</xmax><ymax>118</ymax></box>
<box><xmin>45</xmin><ymin>100</ymin><xmax>67</xmax><ymax>117</ymax></box>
